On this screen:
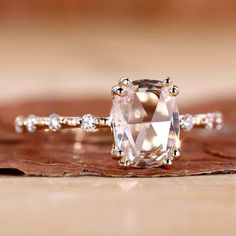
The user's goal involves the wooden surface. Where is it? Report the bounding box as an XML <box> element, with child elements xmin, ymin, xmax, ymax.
<box><xmin>0</xmin><ymin>175</ymin><xmax>235</xmax><ymax>236</ymax></box>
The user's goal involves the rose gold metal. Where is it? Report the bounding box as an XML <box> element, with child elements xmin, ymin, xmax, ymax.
<box><xmin>15</xmin><ymin>115</ymin><xmax>111</xmax><ymax>133</ymax></box>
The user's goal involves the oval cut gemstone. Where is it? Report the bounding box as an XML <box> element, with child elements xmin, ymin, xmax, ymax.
<box><xmin>111</xmin><ymin>80</ymin><xmax>180</xmax><ymax>164</ymax></box>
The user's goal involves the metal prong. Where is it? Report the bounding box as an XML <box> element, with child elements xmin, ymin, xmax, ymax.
<box><xmin>111</xmin><ymin>147</ymin><xmax>125</xmax><ymax>160</ymax></box>
<box><xmin>111</xmin><ymin>85</ymin><xmax>127</xmax><ymax>97</ymax></box>
<box><xmin>163</xmin><ymin>77</ymin><xmax>172</xmax><ymax>87</ymax></box>
<box><xmin>171</xmin><ymin>147</ymin><xmax>181</xmax><ymax>160</ymax></box>
<box><xmin>163</xmin><ymin>158</ymin><xmax>173</xmax><ymax>168</ymax></box>
<box><xmin>119</xmin><ymin>157</ymin><xmax>132</xmax><ymax>167</ymax></box>
<box><xmin>169</xmin><ymin>85</ymin><xmax>179</xmax><ymax>96</ymax></box>
<box><xmin>119</xmin><ymin>77</ymin><xmax>132</xmax><ymax>87</ymax></box>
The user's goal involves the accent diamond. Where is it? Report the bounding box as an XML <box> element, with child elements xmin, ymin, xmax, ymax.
<box><xmin>111</xmin><ymin>79</ymin><xmax>180</xmax><ymax>165</ymax></box>
<box><xmin>26</xmin><ymin>115</ymin><xmax>37</xmax><ymax>133</ymax></box>
<box><xmin>48</xmin><ymin>114</ymin><xmax>61</xmax><ymax>131</ymax></box>
<box><xmin>205</xmin><ymin>113</ymin><xmax>214</xmax><ymax>129</ymax></box>
<box><xmin>15</xmin><ymin>116</ymin><xmax>24</xmax><ymax>133</ymax></box>
<box><xmin>182</xmin><ymin>114</ymin><xmax>193</xmax><ymax>132</ymax></box>
<box><xmin>81</xmin><ymin>114</ymin><xmax>96</xmax><ymax>131</ymax></box>
<box><xmin>215</xmin><ymin>112</ymin><xmax>223</xmax><ymax>130</ymax></box>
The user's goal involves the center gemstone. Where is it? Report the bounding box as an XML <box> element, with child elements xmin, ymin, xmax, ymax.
<box><xmin>111</xmin><ymin>80</ymin><xmax>180</xmax><ymax>163</ymax></box>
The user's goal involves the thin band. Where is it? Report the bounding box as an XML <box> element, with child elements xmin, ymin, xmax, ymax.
<box><xmin>15</xmin><ymin>112</ymin><xmax>223</xmax><ymax>133</ymax></box>
<box><xmin>179</xmin><ymin>112</ymin><xmax>223</xmax><ymax>131</ymax></box>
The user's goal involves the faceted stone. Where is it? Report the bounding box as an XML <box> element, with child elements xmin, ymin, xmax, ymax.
<box><xmin>205</xmin><ymin>113</ymin><xmax>214</xmax><ymax>129</ymax></box>
<box><xmin>15</xmin><ymin>123</ymin><xmax>23</xmax><ymax>133</ymax></box>
<box><xmin>81</xmin><ymin>114</ymin><xmax>96</xmax><ymax>131</ymax></box>
<box><xmin>111</xmin><ymin>80</ymin><xmax>180</xmax><ymax>164</ymax></box>
<box><xmin>48</xmin><ymin>114</ymin><xmax>61</xmax><ymax>131</ymax></box>
<box><xmin>215</xmin><ymin>112</ymin><xmax>223</xmax><ymax>130</ymax></box>
<box><xmin>15</xmin><ymin>116</ymin><xmax>24</xmax><ymax>133</ymax></box>
<box><xmin>182</xmin><ymin>114</ymin><xmax>193</xmax><ymax>132</ymax></box>
<box><xmin>26</xmin><ymin>115</ymin><xmax>37</xmax><ymax>133</ymax></box>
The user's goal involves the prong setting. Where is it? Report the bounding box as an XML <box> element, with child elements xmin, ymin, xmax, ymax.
<box><xmin>111</xmin><ymin>146</ymin><xmax>126</xmax><ymax>160</ymax></box>
<box><xmin>119</xmin><ymin>77</ymin><xmax>132</xmax><ymax>87</ymax></box>
<box><xmin>119</xmin><ymin>157</ymin><xmax>132</xmax><ymax>167</ymax></box>
<box><xmin>111</xmin><ymin>85</ymin><xmax>127</xmax><ymax>97</ymax></box>
<box><xmin>169</xmin><ymin>85</ymin><xmax>179</xmax><ymax>96</ymax></box>
<box><xmin>163</xmin><ymin>77</ymin><xmax>172</xmax><ymax>87</ymax></box>
<box><xmin>163</xmin><ymin>158</ymin><xmax>173</xmax><ymax>168</ymax></box>
<box><xmin>171</xmin><ymin>147</ymin><xmax>181</xmax><ymax>160</ymax></box>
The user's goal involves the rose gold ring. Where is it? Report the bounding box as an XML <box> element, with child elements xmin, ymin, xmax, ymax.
<box><xmin>15</xmin><ymin>77</ymin><xmax>223</xmax><ymax>168</ymax></box>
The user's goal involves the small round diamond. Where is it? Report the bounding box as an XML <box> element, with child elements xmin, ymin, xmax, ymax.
<box><xmin>15</xmin><ymin>116</ymin><xmax>24</xmax><ymax>133</ymax></box>
<box><xmin>81</xmin><ymin>114</ymin><xmax>96</xmax><ymax>131</ymax></box>
<box><xmin>215</xmin><ymin>112</ymin><xmax>223</xmax><ymax>130</ymax></box>
<box><xmin>182</xmin><ymin>114</ymin><xmax>193</xmax><ymax>132</ymax></box>
<box><xmin>48</xmin><ymin>114</ymin><xmax>61</xmax><ymax>131</ymax></box>
<box><xmin>26</xmin><ymin>115</ymin><xmax>36</xmax><ymax>133</ymax></box>
<box><xmin>205</xmin><ymin>113</ymin><xmax>214</xmax><ymax>129</ymax></box>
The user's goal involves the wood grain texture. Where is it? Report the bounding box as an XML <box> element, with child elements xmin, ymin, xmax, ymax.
<box><xmin>0</xmin><ymin>175</ymin><xmax>235</xmax><ymax>236</ymax></box>
<box><xmin>0</xmin><ymin>98</ymin><xmax>235</xmax><ymax>177</ymax></box>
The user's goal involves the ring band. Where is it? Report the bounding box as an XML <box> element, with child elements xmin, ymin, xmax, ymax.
<box><xmin>15</xmin><ymin>77</ymin><xmax>223</xmax><ymax>168</ymax></box>
<box><xmin>15</xmin><ymin>113</ymin><xmax>222</xmax><ymax>132</ymax></box>
<box><xmin>15</xmin><ymin>115</ymin><xmax>110</xmax><ymax>132</ymax></box>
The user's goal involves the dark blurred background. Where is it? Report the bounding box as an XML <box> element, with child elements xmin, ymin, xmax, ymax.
<box><xmin>0</xmin><ymin>0</ymin><xmax>235</xmax><ymax>105</ymax></box>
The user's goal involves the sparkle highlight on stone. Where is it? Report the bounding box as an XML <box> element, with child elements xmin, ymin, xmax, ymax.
<box><xmin>48</xmin><ymin>114</ymin><xmax>61</xmax><ymax>131</ymax></box>
<box><xmin>26</xmin><ymin>115</ymin><xmax>37</xmax><ymax>133</ymax></box>
<box><xmin>81</xmin><ymin>114</ymin><xmax>96</xmax><ymax>131</ymax></box>
<box><xmin>15</xmin><ymin>116</ymin><xmax>24</xmax><ymax>133</ymax></box>
<box><xmin>182</xmin><ymin>114</ymin><xmax>193</xmax><ymax>132</ymax></box>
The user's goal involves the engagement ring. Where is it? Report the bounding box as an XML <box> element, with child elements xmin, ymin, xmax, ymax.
<box><xmin>15</xmin><ymin>77</ymin><xmax>223</xmax><ymax>168</ymax></box>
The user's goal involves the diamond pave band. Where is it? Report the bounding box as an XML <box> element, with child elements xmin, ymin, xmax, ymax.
<box><xmin>15</xmin><ymin>77</ymin><xmax>223</xmax><ymax>168</ymax></box>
